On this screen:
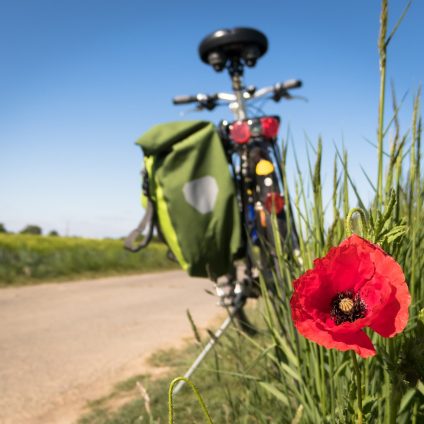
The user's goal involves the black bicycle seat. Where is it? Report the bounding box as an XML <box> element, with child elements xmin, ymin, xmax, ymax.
<box><xmin>198</xmin><ymin>27</ymin><xmax>268</xmax><ymax>71</ymax></box>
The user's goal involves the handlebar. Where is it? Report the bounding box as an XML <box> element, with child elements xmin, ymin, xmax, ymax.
<box><xmin>281</xmin><ymin>79</ymin><xmax>302</xmax><ymax>90</ymax></box>
<box><xmin>173</xmin><ymin>95</ymin><xmax>199</xmax><ymax>105</ymax></box>
<box><xmin>173</xmin><ymin>93</ymin><xmax>219</xmax><ymax>110</ymax></box>
<box><xmin>172</xmin><ymin>79</ymin><xmax>302</xmax><ymax>110</ymax></box>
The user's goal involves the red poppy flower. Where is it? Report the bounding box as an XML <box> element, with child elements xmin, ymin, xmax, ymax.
<box><xmin>290</xmin><ymin>234</ymin><xmax>410</xmax><ymax>358</ymax></box>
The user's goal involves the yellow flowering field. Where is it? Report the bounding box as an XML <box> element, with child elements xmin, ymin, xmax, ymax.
<box><xmin>0</xmin><ymin>234</ymin><xmax>177</xmax><ymax>286</ymax></box>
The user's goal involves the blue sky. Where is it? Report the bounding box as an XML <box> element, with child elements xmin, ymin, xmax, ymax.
<box><xmin>1</xmin><ymin>0</ymin><xmax>423</xmax><ymax>238</ymax></box>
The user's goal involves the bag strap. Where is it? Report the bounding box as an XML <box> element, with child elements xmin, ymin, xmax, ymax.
<box><xmin>124</xmin><ymin>199</ymin><xmax>155</xmax><ymax>252</ymax></box>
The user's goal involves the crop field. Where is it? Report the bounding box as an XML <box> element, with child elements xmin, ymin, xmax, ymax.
<box><xmin>0</xmin><ymin>234</ymin><xmax>177</xmax><ymax>286</ymax></box>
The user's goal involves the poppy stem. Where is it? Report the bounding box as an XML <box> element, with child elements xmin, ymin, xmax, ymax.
<box><xmin>387</xmin><ymin>338</ymin><xmax>401</xmax><ymax>424</ymax></box>
<box><xmin>350</xmin><ymin>351</ymin><xmax>363</xmax><ymax>424</ymax></box>
<box><xmin>345</xmin><ymin>208</ymin><xmax>369</xmax><ymax>238</ymax></box>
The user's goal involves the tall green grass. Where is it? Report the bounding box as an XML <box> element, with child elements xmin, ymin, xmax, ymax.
<box><xmin>0</xmin><ymin>234</ymin><xmax>176</xmax><ymax>286</ymax></box>
<box><xmin>222</xmin><ymin>1</ymin><xmax>423</xmax><ymax>422</ymax></box>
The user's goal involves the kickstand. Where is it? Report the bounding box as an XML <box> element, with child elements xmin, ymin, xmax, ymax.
<box><xmin>172</xmin><ymin>307</ymin><xmax>239</xmax><ymax>395</ymax></box>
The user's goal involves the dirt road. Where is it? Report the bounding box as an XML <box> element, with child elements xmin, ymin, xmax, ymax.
<box><xmin>0</xmin><ymin>271</ymin><xmax>222</xmax><ymax>424</ymax></box>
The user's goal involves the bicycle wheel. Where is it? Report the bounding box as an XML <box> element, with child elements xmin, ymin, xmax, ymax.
<box><xmin>248</xmin><ymin>145</ymin><xmax>294</xmax><ymax>285</ymax></box>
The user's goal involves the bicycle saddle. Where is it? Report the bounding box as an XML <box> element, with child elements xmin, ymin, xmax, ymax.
<box><xmin>198</xmin><ymin>27</ymin><xmax>268</xmax><ymax>71</ymax></box>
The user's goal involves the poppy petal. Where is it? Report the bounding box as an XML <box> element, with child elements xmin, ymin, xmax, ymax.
<box><xmin>328</xmin><ymin>329</ymin><xmax>376</xmax><ymax>358</ymax></box>
<box><xmin>314</xmin><ymin>236</ymin><xmax>375</xmax><ymax>296</ymax></box>
<box><xmin>370</xmin><ymin>293</ymin><xmax>402</xmax><ymax>336</ymax></box>
<box><xmin>293</xmin><ymin>315</ymin><xmax>376</xmax><ymax>358</ymax></box>
<box><xmin>369</xmin><ymin>258</ymin><xmax>410</xmax><ymax>336</ymax></box>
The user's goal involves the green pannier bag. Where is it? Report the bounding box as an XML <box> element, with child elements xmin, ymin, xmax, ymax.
<box><xmin>125</xmin><ymin>120</ymin><xmax>242</xmax><ymax>278</ymax></box>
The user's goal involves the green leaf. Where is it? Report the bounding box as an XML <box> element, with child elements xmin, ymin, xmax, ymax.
<box><xmin>270</xmin><ymin>328</ymin><xmax>299</xmax><ymax>367</ymax></box>
<box><xmin>291</xmin><ymin>405</ymin><xmax>304</xmax><ymax>424</ymax></box>
<box><xmin>384</xmin><ymin>225</ymin><xmax>408</xmax><ymax>244</ymax></box>
<box><xmin>333</xmin><ymin>359</ymin><xmax>350</xmax><ymax>378</ymax></box>
<box><xmin>362</xmin><ymin>395</ymin><xmax>377</xmax><ymax>415</ymax></box>
<box><xmin>417</xmin><ymin>380</ymin><xmax>424</xmax><ymax>396</ymax></box>
<box><xmin>186</xmin><ymin>309</ymin><xmax>202</xmax><ymax>344</ymax></box>
<box><xmin>259</xmin><ymin>382</ymin><xmax>290</xmax><ymax>407</ymax></box>
<box><xmin>279</xmin><ymin>362</ymin><xmax>301</xmax><ymax>382</ymax></box>
<box><xmin>399</xmin><ymin>388</ymin><xmax>416</xmax><ymax>414</ymax></box>
<box><xmin>385</xmin><ymin>1</ymin><xmax>412</xmax><ymax>47</ymax></box>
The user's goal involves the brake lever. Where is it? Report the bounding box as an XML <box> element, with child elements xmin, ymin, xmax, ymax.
<box><xmin>272</xmin><ymin>91</ymin><xmax>287</xmax><ymax>102</ymax></box>
<box><xmin>178</xmin><ymin>105</ymin><xmax>205</xmax><ymax>116</ymax></box>
<box><xmin>273</xmin><ymin>92</ymin><xmax>308</xmax><ymax>103</ymax></box>
<box><xmin>178</xmin><ymin>99</ymin><xmax>220</xmax><ymax>116</ymax></box>
<box><xmin>200</xmin><ymin>99</ymin><xmax>217</xmax><ymax>111</ymax></box>
<box><xmin>289</xmin><ymin>95</ymin><xmax>309</xmax><ymax>102</ymax></box>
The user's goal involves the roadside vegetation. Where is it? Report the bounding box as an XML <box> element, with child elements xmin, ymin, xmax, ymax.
<box><xmin>78</xmin><ymin>311</ymin><xmax>277</xmax><ymax>424</ymax></box>
<box><xmin>0</xmin><ymin>234</ymin><xmax>177</xmax><ymax>286</ymax></box>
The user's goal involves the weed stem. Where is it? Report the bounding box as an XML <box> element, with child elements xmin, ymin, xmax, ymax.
<box><xmin>168</xmin><ymin>377</ymin><xmax>213</xmax><ymax>424</ymax></box>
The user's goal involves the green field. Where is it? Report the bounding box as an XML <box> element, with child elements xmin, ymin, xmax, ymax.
<box><xmin>0</xmin><ymin>234</ymin><xmax>178</xmax><ymax>286</ymax></box>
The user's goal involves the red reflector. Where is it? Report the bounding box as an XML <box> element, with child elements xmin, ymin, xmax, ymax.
<box><xmin>260</xmin><ymin>117</ymin><xmax>280</xmax><ymax>139</ymax></box>
<box><xmin>230</xmin><ymin>121</ymin><xmax>250</xmax><ymax>144</ymax></box>
<box><xmin>264</xmin><ymin>192</ymin><xmax>285</xmax><ymax>214</ymax></box>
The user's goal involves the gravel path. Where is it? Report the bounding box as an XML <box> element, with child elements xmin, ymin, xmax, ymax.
<box><xmin>0</xmin><ymin>271</ymin><xmax>221</xmax><ymax>423</ymax></box>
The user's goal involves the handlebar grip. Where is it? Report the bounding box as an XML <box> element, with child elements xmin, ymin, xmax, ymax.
<box><xmin>282</xmin><ymin>79</ymin><xmax>302</xmax><ymax>89</ymax></box>
<box><xmin>172</xmin><ymin>95</ymin><xmax>198</xmax><ymax>105</ymax></box>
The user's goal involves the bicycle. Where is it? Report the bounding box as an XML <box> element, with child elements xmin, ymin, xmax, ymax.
<box><xmin>171</xmin><ymin>27</ymin><xmax>302</xmax><ymax>330</ymax></box>
<box><xmin>125</xmin><ymin>27</ymin><xmax>303</xmax><ymax>393</ymax></box>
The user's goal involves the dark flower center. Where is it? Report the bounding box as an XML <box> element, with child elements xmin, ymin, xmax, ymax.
<box><xmin>330</xmin><ymin>290</ymin><xmax>366</xmax><ymax>325</ymax></box>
